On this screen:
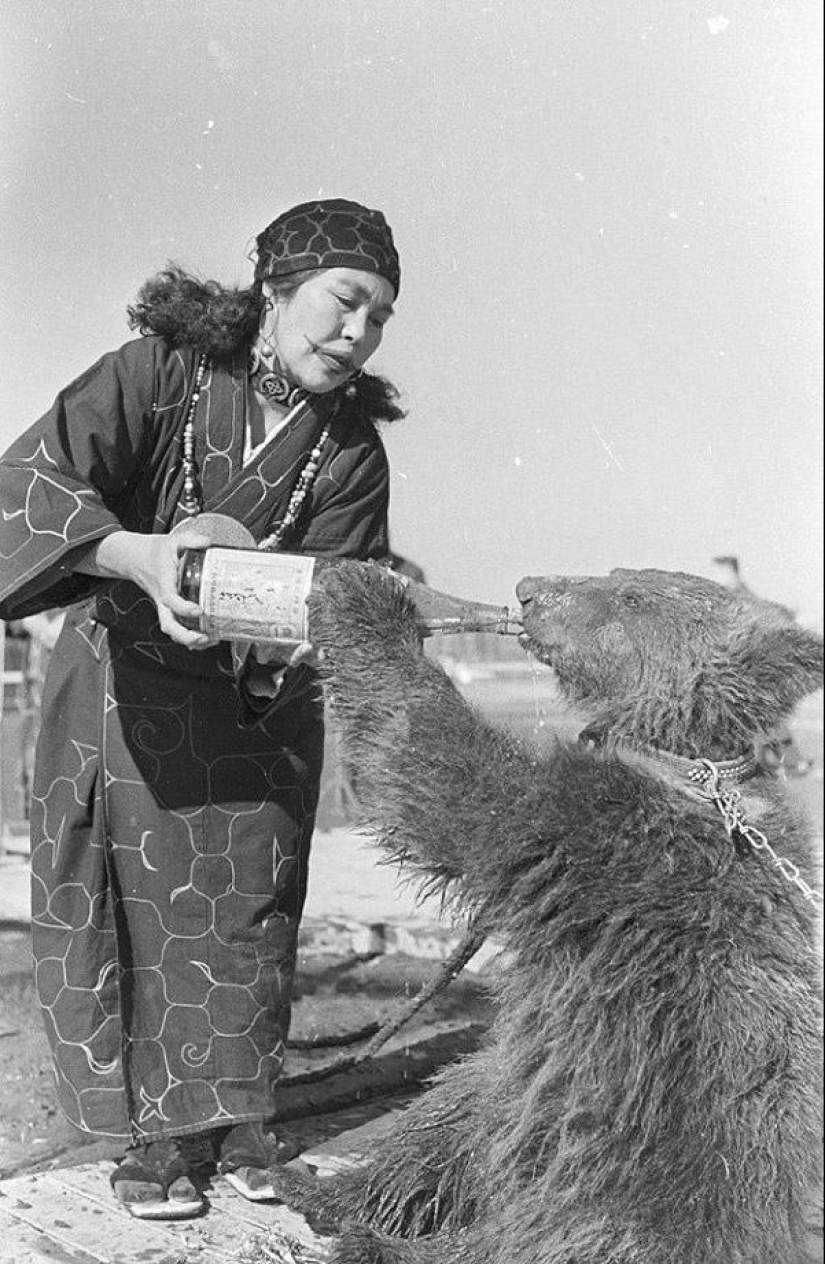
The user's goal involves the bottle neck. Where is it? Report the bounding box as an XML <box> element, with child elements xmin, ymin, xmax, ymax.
<box><xmin>398</xmin><ymin>577</ymin><xmax>521</xmax><ymax>637</ymax></box>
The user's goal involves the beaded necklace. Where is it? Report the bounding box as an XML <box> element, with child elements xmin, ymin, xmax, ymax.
<box><xmin>178</xmin><ymin>352</ymin><xmax>333</xmax><ymax>550</ymax></box>
<box><xmin>257</xmin><ymin>416</ymin><xmax>332</xmax><ymax>550</ymax></box>
<box><xmin>178</xmin><ymin>356</ymin><xmax>208</xmax><ymax>517</ymax></box>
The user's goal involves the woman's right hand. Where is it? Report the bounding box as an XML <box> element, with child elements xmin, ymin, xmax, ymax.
<box><xmin>74</xmin><ymin>528</ymin><xmax>216</xmax><ymax>649</ymax></box>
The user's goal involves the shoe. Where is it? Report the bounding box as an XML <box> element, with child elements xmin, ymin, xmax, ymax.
<box><xmin>111</xmin><ymin>1137</ymin><xmax>205</xmax><ymax>1219</ymax></box>
<box><xmin>222</xmin><ymin>1165</ymin><xmax>279</xmax><ymax>1201</ymax></box>
<box><xmin>217</xmin><ymin>1121</ymin><xmax>281</xmax><ymax>1202</ymax></box>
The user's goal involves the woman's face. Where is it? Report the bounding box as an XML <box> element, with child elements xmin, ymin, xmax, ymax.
<box><xmin>262</xmin><ymin>267</ymin><xmax>395</xmax><ymax>394</ymax></box>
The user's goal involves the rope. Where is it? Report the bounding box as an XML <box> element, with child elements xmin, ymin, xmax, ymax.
<box><xmin>280</xmin><ymin>919</ymin><xmax>487</xmax><ymax>1088</ymax></box>
<box><xmin>353</xmin><ymin>919</ymin><xmax>487</xmax><ymax>1063</ymax></box>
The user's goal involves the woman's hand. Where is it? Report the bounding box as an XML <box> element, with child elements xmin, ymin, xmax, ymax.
<box><xmin>74</xmin><ymin>528</ymin><xmax>217</xmax><ymax>649</ymax></box>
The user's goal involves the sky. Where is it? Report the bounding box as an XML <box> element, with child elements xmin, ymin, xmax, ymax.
<box><xmin>1</xmin><ymin>0</ymin><xmax>822</xmax><ymax>624</ymax></box>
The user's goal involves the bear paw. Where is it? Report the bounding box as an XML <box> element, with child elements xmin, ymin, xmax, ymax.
<box><xmin>310</xmin><ymin>561</ymin><xmax>420</xmax><ymax>658</ymax></box>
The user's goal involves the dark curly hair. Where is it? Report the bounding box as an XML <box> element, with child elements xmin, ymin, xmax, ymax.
<box><xmin>127</xmin><ymin>265</ymin><xmax>406</xmax><ymax>424</ymax></box>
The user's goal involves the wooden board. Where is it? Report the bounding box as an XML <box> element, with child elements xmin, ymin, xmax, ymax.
<box><xmin>1</xmin><ymin>1167</ymin><xmax>216</xmax><ymax>1263</ymax></box>
<box><xmin>0</xmin><ymin>1106</ymin><xmax>413</xmax><ymax>1262</ymax></box>
<box><xmin>290</xmin><ymin>1107</ymin><xmax>403</xmax><ymax>1177</ymax></box>
<box><xmin>0</xmin><ymin>1161</ymin><xmax>327</xmax><ymax>1264</ymax></box>
<box><xmin>0</xmin><ymin>1019</ymin><xmax>485</xmax><ymax>1262</ymax></box>
<box><xmin>0</xmin><ymin>1207</ymin><xmax>103</xmax><ymax>1264</ymax></box>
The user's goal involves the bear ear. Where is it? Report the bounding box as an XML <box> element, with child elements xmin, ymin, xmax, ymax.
<box><xmin>728</xmin><ymin>622</ymin><xmax>824</xmax><ymax>717</ymax></box>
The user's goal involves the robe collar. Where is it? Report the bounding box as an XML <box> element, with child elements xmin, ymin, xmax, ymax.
<box><xmin>197</xmin><ymin>354</ymin><xmax>340</xmax><ymax>543</ymax></box>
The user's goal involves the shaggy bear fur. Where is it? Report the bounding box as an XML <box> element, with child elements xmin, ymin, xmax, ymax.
<box><xmin>283</xmin><ymin>564</ymin><xmax>823</xmax><ymax>1263</ymax></box>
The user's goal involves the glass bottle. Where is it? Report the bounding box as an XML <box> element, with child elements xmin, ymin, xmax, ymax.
<box><xmin>179</xmin><ymin>546</ymin><xmax>521</xmax><ymax>645</ymax></box>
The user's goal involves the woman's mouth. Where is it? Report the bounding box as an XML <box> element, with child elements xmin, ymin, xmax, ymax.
<box><xmin>310</xmin><ymin>343</ymin><xmax>353</xmax><ymax>372</ymax></box>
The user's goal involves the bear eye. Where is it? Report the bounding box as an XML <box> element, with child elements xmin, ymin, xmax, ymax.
<box><xmin>622</xmin><ymin>592</ymin><xmax>643</xmax><ymax>608</ymax></box>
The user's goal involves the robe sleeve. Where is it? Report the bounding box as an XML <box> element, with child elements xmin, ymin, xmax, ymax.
<box><xmin>0</xmin><ymin>338</ymin><xmax>161</xmax><ymax>620</ymax></box>
<box><xmin>295</xmin><ymin>423</ymin><xmax>390</xmax><ymax>561</ymax></box>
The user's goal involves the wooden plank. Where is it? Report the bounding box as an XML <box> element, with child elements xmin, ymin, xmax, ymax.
<box><xmin>3</xmin><ymin>1163</ymin><xmax>328</xmax><ymax>1264</ymax></box>
<box><xmin>296</xmin><ymin>1108</ymin><xmax>404</xmax><ymax>1176</ymax></box>
<box><xmin>0</xmin><ymin>1096</ymin><xmax>421</xmax><ymax>1263</ymax></box>
<box><xmin>0</xmin><ymin>1206</ymin><xmax>102</xmax><ymax>1264</ymax></box>
<box><xmin>198</xmin><ymin>1180</ymin><xmax>326</xmax><ymax>1258</ymax></box>
<box><xmin>0</xmin><ymin>1170</ymin><xmax>216</xmax><ymax>1264</ymax></box>
<box><xmin>63</xmin><ymin>1162</ymin><xmax>324</xmax><ymax>1255</ymax></box>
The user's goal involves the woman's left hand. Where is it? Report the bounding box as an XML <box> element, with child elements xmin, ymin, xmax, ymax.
<box><xmin>74</xmin><ymin>528</ymin><xmax>219</xmax><ymax>649</ymax></box>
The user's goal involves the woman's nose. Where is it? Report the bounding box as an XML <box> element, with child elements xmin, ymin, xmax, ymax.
<box><xmin>341</xmin><ymin>310</ymin><xmax>367</xmax><ymax>343</ymax></box>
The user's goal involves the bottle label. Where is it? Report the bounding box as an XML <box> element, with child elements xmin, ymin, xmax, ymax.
<box><xmin>197</xmin><ymin>548</ymin><xmax>316</xmax><ymax>644</ymax></box>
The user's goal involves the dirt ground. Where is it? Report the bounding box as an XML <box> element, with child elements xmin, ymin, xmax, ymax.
<box><xmin>0</xmin><ymin>937</ymin><xmax>492</xmax><ymax>1181</ymax></box>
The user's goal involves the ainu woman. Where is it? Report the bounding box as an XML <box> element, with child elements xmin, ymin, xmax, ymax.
<box><xmin>0</xmin><ymin>199</ymin><xmax>402</xmax><ymax>1217</ymax></box>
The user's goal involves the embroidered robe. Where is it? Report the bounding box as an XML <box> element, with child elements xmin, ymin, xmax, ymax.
<box><xmin>0</xmin><ymin>335</ymin><xmax>389</xmax><ymax>1139</ymax></box>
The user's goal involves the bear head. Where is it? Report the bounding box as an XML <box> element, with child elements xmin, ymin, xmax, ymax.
<box><xmin>516</xmin><ymin>568</ymin><xmax>823</xmax><ymax>759</ymax></box>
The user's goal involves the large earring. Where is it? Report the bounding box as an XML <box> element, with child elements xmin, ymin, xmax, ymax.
<box><xmin>257</xmin><ymin>286</ymin><xmax>279</xmax><ymax>362</ymax></box>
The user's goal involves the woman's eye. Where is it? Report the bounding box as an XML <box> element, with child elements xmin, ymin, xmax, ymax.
<box><xmin>333</xmin><ymin>293</ymin><xmax>355</xmax><ymax>308</ymax></box>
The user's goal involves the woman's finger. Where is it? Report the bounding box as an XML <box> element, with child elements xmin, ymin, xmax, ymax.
<box><xmin>163</xmin><ymin>591</ymin><xmax>204</xmax><ymax>620</ymax></box>
<box><xmin>157</xmin><ymin>609</ymin><xmax>212</xmax><ymax>649</ymax></box>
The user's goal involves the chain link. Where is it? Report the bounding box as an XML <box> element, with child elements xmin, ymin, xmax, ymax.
<box><xmin>694</xmin><ymin>759</ymin><xmax>823</xmax><ymax>910</ymax></box>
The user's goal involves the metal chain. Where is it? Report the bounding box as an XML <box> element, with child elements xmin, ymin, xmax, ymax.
<box><xmin>694</xmin><ymin>759</ymin><xmax>823</xmax><ymax>910</ymax></box>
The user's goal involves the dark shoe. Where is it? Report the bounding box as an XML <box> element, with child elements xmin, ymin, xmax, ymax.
<box><xmin>217</xmin><ymin>1121</ymin><xmax>281</xmax><ymax>1202</ymax></box>
<box><xmin>111</xmin><ymin>1137</ymin><xmax>205</xmax><ymax>1219</ymax></box>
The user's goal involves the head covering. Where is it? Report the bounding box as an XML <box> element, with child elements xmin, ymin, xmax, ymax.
<box><xmin>255</xmin><ymin>198</ymin><xmax>400</xmax><ymax>296</ymax></box>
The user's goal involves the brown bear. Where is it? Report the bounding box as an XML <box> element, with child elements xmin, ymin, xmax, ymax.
<box><xmin>278</xmin><ymin>563</ymin><xmax>823</xmax><ymax>1264</ymax></box>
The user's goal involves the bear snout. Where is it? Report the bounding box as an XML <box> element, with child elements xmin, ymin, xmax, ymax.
<box><xmin>516</xmin><ymin>577</ymin><xmax>540</xmax><ymax>605</ymax></box>
<box><xmin>517</xmin><ymin>578</ymin><xmax>572</xmax><ymax>616</ymax></box>
<box><xmin>516</xmin><ymin>576</ymin><xmax>563</xmax><ymax>605</ymax></box>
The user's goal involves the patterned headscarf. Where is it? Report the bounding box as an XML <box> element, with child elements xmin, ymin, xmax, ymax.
<box><xmin>254</xmin><ymin>198</ymin><xmax>400</xmax><ymax>297</ymax></box>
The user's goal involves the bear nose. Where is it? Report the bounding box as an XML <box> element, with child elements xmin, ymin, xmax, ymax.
<box><xmin>516</xmin><ymin>577</ymin><xmax>543</xmax><ymax>604</ymax></box>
